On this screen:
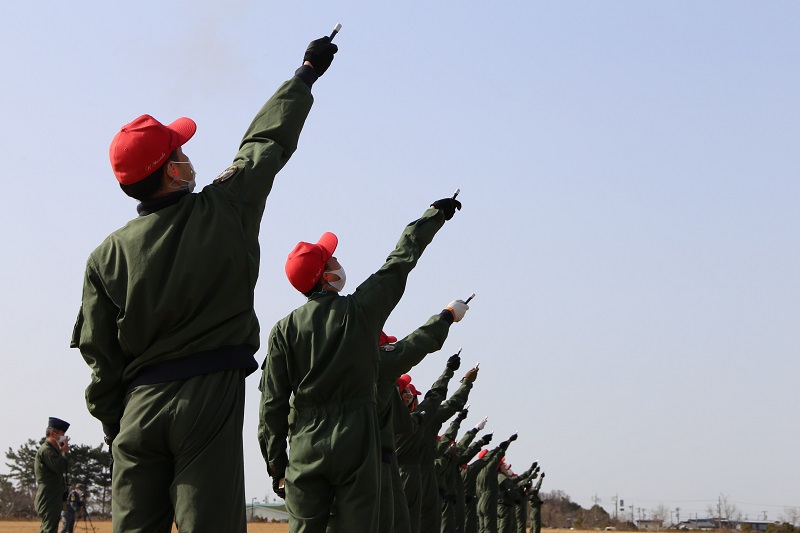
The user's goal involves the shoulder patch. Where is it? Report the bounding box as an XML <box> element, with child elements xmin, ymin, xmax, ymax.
<box><xmin>213</xmin><ymin>165</ymin><xmax>239</xmax><ymax>184</ymax></box>
<box><xmin>379</xmin><ymin>344</ymin><xmax>396</xmax><ymax>352</ymax></box>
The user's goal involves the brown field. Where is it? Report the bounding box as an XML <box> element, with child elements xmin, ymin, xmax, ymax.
<box><xmin>0</xmin><ymin>521</ymin><xmax>574</xmax><ymax>532</ymax></box>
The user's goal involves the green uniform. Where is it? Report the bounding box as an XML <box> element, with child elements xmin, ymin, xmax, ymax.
<box><xmin>437</xmin><ymin>418</ymin><xmax>467</xmax><ymax>533</ymax></box>
<box><xmin>527</xmin><ymin>476</ymin><xmax>545</xmax><ymax>533</ymax></box>
<box><xmin>511</xmin><ymin>467</ymin><xmax>538</xmax><ymax>533</ymax></box>
<box><xmin>475</xmin><ymin>442</ymin><xmax>511</xmax><ymax>533</ymax></box>
<box><xmin>35</xmin><ymin>441</ymin><xmax>68</xmax><ymax>533</ymax></box>
<box><xmin>419</xmin><ymin>378</ymin><xmax>473</xmax><ymax>533</ymax></box>
<box><xmin>496</xmin><ymin>472</ymin><xmax>519</xmax><ymax>533</ymax></box>
<box><xmin>445</xmin><ymin>428</ymin><xmax>483</xmax><ymax>533</ymax></box>
<box><xmin>325</xmin><ymin>313</ymin><xmax>453</xmax><ymax>533</ymax></box>
<box><xmin>259</xmin><ymin>207</ymin><xmax>447</xmax><ymax>533</ymax></box>
<box><xmin>71</xmin><ymin>74</ymin><xmax>314</xmax><ymax>533</ymax></box>
<box><xmin>396</xmin><ymin>365</ymin><xmax>455</xmax><ymax>533</ymax></box>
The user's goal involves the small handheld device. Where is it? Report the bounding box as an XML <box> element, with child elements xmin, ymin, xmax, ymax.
<box><xmin>329</xmin><ymin>23</ymin><xmax>342</xmax><ymax>40</ymax></box>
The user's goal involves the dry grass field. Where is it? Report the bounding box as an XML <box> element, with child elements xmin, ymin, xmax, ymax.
<box><xmin>0</xmin><ymin>522</ymin><xmax>579</xmax><ymax>532</ymax></box>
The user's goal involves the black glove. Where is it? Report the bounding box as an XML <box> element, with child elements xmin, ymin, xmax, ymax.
<box><xmin>456</xmin><ymin>409</ymin><xmax>468</xmax><ymax>421</ymax></box>
<box><xmin>446</xmin><ymin>353</ymin><xmax>461</xmax><ymax>370</ymax></box>
<box><xmin>480</xmin><ymin>433</ymin><xmax>493</xmax><ymax>445</ymax></box>
<box><xmin>303</xmin><ymin>36</ymin><xmax>338</xmax><ymax>76</ymax></box>
<box><xmin>430</xmin><ymin>198</ymin><xmax>462</xmax><ymax>220</ymax></box>
<box><xmin>272</xmin><ymin>477</ymin><xmax>286</xmax><ymax>499</ymax></box>
<box><xmin>509</xmin><ymin>433</ymin><xmax>518</xmax><ymax>442</ymax></box>
<box><xmin>102</xmin><ymin>423</ymin><xmax>119</xmax><ymax>446</ymax></box>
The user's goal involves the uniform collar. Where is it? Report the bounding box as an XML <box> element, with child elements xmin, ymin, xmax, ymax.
<box><xmin>137</xmin><ymin>190</ymin><xmax>190</xmax><ymax>216</ymax></box>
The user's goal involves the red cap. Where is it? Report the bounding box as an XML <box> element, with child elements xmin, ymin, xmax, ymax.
<box><xmin>379</xmin><ymin>331</ymin><xmax>398</xmax><ymax>346</ymax></box>
<box><xmin>408</xmin><ymin>384</ymin><xmax>421</xmax><ymax>396</ymax></box>
<box><xmin>397</xmin><ymin>374</ymin><xmax>412</xmax><ymax>389</ymax></box>
<box><xmin>109</xmin><ymin>114</ymin><xmax>196</xmax><ymax>185</ymax></box>
<box><xmin>477</xmin><ymin>449</ymin><xmax>488</xmax><ymax>460</ymax></box>
<box><xmin>285</xmin><ymin>232</ymin><xmax>338</xmax><ymax>293</ymax></box>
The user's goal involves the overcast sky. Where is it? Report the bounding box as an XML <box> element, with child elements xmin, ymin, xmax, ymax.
<box><xmin>1</xmin><ymin>0</ymin><xmax>797</xmax><ymax>522</ymax></box>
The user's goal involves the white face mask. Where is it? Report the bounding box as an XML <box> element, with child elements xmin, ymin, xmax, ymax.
<box><xmin>57</xmin><ymin>434</ymin><xmax>67</xmax><ymax>445</ymax></box>
<box><xmin>323</xmin><ymin>267</ymin><xmax>346</xmax><ymax>292</ymax></box>
<box><xmin>169</xmin><ymin>161</ymin><xmax>196</xmax><ymax>192</ymax></box>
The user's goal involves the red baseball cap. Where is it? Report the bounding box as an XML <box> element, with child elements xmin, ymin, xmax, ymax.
<box><xmin>285</xmin><ymin>232</ymin><xmax>338</xmax><ymax>293</ymax></box>
<box><xmin>110</xmin><ymin>114</ymin><xmax>196</xmax><ymax>185</ymax></box>
<box><xmin>477</xmin><ymin>449</ymin><xmax>488</xmax><ymax>460</ymax></box>
<box><xmin>408</xmin><ymin>384</ymin><xmax>421</xmax><ymax>396</ymax></box>
<box><xmin>379</xmin><ymin>331</ymin><xmax>398</xmax><ymax>346</ymax></box>
<box><xmin>397</xmin><ymin>374</ymin><xmax>412</xmax><ymax>389</ymax></box>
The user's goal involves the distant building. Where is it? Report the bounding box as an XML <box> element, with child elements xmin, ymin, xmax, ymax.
<box><xmin>246</xmin><ymin>502</ymin><xmax>289</xmax><ymax>522</ymax></box>
<box><xmin>637</xmin><ymin>519</ymin><xmax>665</xmax><ymax>531</ymax></box>
<box><xmin>674</xmin><ymin>518</ymin><xmax>777</xmax><ymax>531</ymax></box>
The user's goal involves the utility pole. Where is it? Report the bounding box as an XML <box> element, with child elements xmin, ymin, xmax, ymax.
<box><xmin>676</xmin><ymin>507</ymin><xmax>681</xmax><ymax>525</ymax></box>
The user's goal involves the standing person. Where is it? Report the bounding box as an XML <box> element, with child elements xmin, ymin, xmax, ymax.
<box><xmin>496</xmin><ymin>462</ymin><xmax>519</xmax><ymax>533</ymax></box>
<box><xmin>527</xmin><ymin>472</ymin><xmax>546</xmax><ymax>533</ymax></box>
<box><xmin>396</xmin><ymin>355</ymin><xmax>461</xmax><ymax>533</ymax></box>
<box><xmin>60</xmin><ymin>483</ymin><xmax>86</xmax><ymax>533</ymax></box>
<box><xmin>35</xmin><ymin>417</ymin><xmax>70</xmax><ymax>533</ymax></box>
<box><xmin>324</xmin><ymin>299</ymin><xmax>470</xmax><ymax>533</ymax></box>
<box><xmin>442</xmin><ymin>418</ymin><xmax>489</xmax><ymax>533</ymax></box>
<box><xmin>259</xmin><ymin>196</ymin><xmax>463</xmax><ymax>533</ymax></box>
<box><xmin>512</xmin><ymin>463</ymin><xmax>539</xmax><ymax>533</ymax></box>
<box><xmin>419</xmin><ymin>364</ymin><xmax>478</xmax><ymax>533</ymax></box>
<box><xmin>70</xmin><ymin>34</ymin><xmax>338</xmax><ymax>533</ymax></box>
<box><xmin>475</xmin><ymin>434</ymin><xmax>517</xmax><ymax>533</ymax></box>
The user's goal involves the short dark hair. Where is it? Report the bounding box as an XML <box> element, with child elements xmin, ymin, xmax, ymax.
<box><xmin>119</xmin><ymin>150</ymin><xmax>177</xmax><ymax>200</ymax></box>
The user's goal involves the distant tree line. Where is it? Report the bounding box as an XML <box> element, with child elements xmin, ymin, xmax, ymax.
<box><xmin>1</xmin><ymin>438</ymin><xmax>112</xmax><ymax>518</ymax></box>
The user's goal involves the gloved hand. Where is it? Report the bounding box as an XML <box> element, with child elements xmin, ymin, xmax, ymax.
<box><xmin>446</xmin><ymin>353</ymin><xmax>461</xmax><ymax>370</ymax></box>
<box><xmin>480</xmin><ymin>432</ymin><xmax>493</xmax><ymax>445</ymax></box>
<box><xmin>541</xmin><ymin>472</ymin><xmax>545</xmax><ymax>479</ymax></box>
<box><xmin>272</xmin><ymin>477</ymin><xmax>286</xmax><ymax>499</ymax></box>
<box><xmin>509</xmin><ymin>433</ymin><xmax>518</xmax><ymax>442</ymax></box>
<box><xmin>474</xmin><ymin>416</ymin><xmax>488</xmax><ymax>431</ymax></box>
<box><xmin>445</xmin><ymin>300</ymin><xmax>469</xmax><ymax>322</ymax></box>
<box><xmin>430</xmin><ymin>198</ymin><xmax>462</xmax><ymax>220</ymax></box>
<box><xmin>303</xmin><ymin>36</ymin><xmax>338</xmax><ymax>76</ymax></box>
<box><xmin>457</xmin><ymin>408</ymin><xmax>469</xmax><ymax>421</ymax></box>
<box><xmin>462</xmin><ymin>366</ymin><xmax>479</xmax><ymax>383</ymax></box>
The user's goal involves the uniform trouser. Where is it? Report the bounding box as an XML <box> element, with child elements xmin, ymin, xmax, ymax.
<box><xmin>514</xmin><ymin>501</ymin><xmax>527</xmax><ymax>533</ymax></box>
<box><xmin>326</xmin><ymin>452</ymin><xmax>393</xmax><ymax>533</ymax></box>
<box><xmin>112</xmin><ymin>369</ymin><xmax>247</xmax><ymax>533</ymax></box>
<box><xmin>286</xmin><ymin>403</ymin><xmax>380</xmax><ymax>533</ymax></box>
<box><xmin>477</xmin><ymin>492</ymin><xmax>498</xmax><ymax>533</ymax></box>
<box><xmin>35</xmin><ymin>489</ymin><xmax>63</xmax><ymax>533</ymax></box>
<box><xmin>441</xmin><ymin>496</ymin><xmax>457</xmax><ymax>533</ymax></box>
<box><xmin>497</xmin><ymin>503</ymin><xmax>516</xmax><ymax>533</ymax></box>
<box><xmin>530</xmin><ymin>505</ymin><xmax>542</xmax><ymax>533</ymax></box>
<box><xmin>59</xmin><ymin>510</ymin><xmax>75</xmax><ymax>533</ymax></box>
<box><xmin>399</xmin><ymin>463</ymin><xmax>422</xmax><ymax>533</ymax></box>
<box><xmin>454</xmin><ymin>482</ymin><xmax>467</xmax><ymax>533</ymax></box>
<box><xmin>391</xmin><ymin>456</ymin><xmax>412</xmax><ymax>533</ymax></box>
<box><xmin>419</xmin><ymin>464</ymin><xmax>441</xmax><ymax>533</ymax></box>
<box><xmin>464</xmin><ymin>495</ymin><xmax>478</xmax><ymax>533</ymax></box>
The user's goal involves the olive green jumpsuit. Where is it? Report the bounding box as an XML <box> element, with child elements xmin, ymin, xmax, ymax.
<box><xmin>528</xmin><ymin>475</ymin><xmax>545</xmax><ymax>533</ymax></box>
<box><xmin>71</xmin><ymin>72</ymin><xmax>315</xmax><ymax>533</ymax></box>
<box><xmin>324</xmin><ymin>311</ymin><xmax>454</xmax><ymax>533</ymax></box>
<box><xmin>397</xmin><ymin>364</ymin><xmax>455</xmax><ymax>533</ymax></box>
<box><xmin>496</xmin><ymin>471</ymin><xmax>520</xmax><ymax>533</ymax></box>
<box><xmin>35</xmin><ymin>441</ymin><xmax>68</xmax><ymax>533</ymax></box>
<box><xmin>259</xmin><ymin>207</ymin><xmax>448</xmax><ymax>533</ymax></box>
<box><xmin>419</xmin><ymin>377</ymin><xmax>473</xmax><ymax>533</ymax></box>
<box><xmin>475</xmin><ymin>440</ymin><xmax>513</xmax><ymax>533</ymax></box>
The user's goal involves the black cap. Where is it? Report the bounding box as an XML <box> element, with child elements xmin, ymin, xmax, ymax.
<box><xmin>48</xmin><ymin>417</ymin><xmax>70</xmax><ymax>432</ymax></box>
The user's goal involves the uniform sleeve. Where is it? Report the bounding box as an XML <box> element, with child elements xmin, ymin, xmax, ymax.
<box><xmin>259</xmin><ymin>325</ymin><xmax>292</xmax><ymax>478</ymax></box>
<box><xmin>379</xmin><ymin>313</ymin><xmax>451</xmax><ymax>380</ymax></box>
<box><xmin>217</xmin><ymin>76</ymin><xmax>314</xmax><ymax>233</ymax></box>
<box><xmin>70</xmin><ymin>260</ymin><xmax>126</xmax><ymax>431</ymax></box>
<box><xmin>351</xmin><ymin>208</ymin><xmax>446</xmax><ymax>333</ymax></box>
<box><xmin>457</xmin><ymin>428</ymin><xmax>477</xmax><ymax>449</ymax></box>
<box><xmin>442</xmin><ymin>416</ymin><xmax>462</xmax><ymax>444</ymax></box>
<box><xmin>459</xmin><ymin>435</ymin><xmax>484</xmax><ymax>464</ymax></box>
<box><xmin>416</xmin><ymin>365</ymin><xmax>454</xmax><ymax>413</ymax></box>
<box><xmin>434</xmin><ymin>379</ymin><xmax>473</xmax><ymax>424</ymax></box>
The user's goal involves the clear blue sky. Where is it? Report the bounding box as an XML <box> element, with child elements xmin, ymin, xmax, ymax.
<box><xmin>1</xmin><ymin>0</ymin><xmax>797</xmax><ymax>522</ymax></box>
